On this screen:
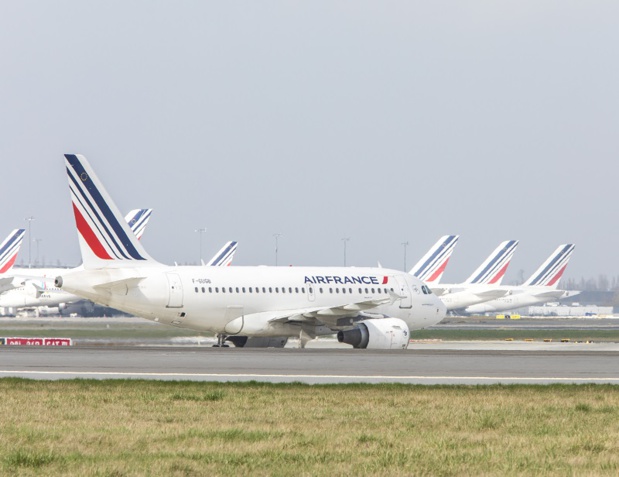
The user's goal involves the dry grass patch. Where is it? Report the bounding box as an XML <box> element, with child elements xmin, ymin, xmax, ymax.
<box><xmin>0</xmin><ymin>380</ymin><xmax>618</xmax><ymax>476</ymax></box>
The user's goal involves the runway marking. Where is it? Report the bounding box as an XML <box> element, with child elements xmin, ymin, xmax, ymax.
<box><xmin>1</xmin><ymin>370</ymin><xmax>619</xmax><ymax>382</ymax></box>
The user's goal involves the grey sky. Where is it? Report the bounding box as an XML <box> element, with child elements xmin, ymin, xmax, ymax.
<box><xmin>1</xmin><ymin>1</ymin><xmax>617</xmax><ymax>284</ymax></box>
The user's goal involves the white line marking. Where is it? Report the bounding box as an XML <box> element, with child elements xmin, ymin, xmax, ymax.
<box><xmin>1</xmin><ymin>370</ymin><xmax>618</xmax><ymax>382</ymax></box>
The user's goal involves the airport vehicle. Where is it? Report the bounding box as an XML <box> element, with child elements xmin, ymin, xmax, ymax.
<box><xmin>465</xmin><ymin>244</ymin><xmax>577</xmax><ymax>314</ymax></box>
<box><xmin>0</xmin><ymin>229</ymin><xmax>26</xmax><ymax>293</ymax></box>
<box><xmin>432</xmin><ymin>240</ymin><xmax>520</xmax><ymax>310</ymax></box>
<box><xmin>409</xmin><ymin>235</ymin><xmax>459</xmax><ymax>285</ymax></box>
<box><xmin>56</xmin><ymin>154</ymin><xmax>447</xmax><ymax>349</ymax></box>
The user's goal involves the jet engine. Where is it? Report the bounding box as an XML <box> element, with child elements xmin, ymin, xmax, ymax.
<box><xmin>337</xmin><ymin>318</ymin><xmax>410</xmax><ymax>349</ymax></box>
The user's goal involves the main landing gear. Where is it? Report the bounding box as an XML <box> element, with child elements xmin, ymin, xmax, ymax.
<box><xmin>212</xmin><ymin>333</ymin><xmax>229</xmax><ymax>347</ymax></box>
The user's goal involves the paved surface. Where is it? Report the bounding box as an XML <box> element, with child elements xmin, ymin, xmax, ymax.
<box><xmin>1</xmin><ymin>344</ymin><xmax>618</xmax><ymax>384</ymax></box>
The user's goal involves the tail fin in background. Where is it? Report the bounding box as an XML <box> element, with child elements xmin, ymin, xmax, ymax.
<box><xmin>464</xmin><ymin>240</ymin><xmax>519</xmax><ymax>285</ymax></box>
<box><xmin>409</xmin><ymin>235</ymin><xmax>459</xmax><ymax>284</ymax></box>
<box><xmin>0</xmin><ymin>229</ymin><xmax>26</xmax><ymax>273</ymax></box>
<box><xmin>65</xmin><ymin>154</ymin><xmax>159</xmax><ymax>269</ymax></box>
<box><xmin>523</xmin><ymin>244</ymin><xmax>575</xmax><ymax>288</ymax></box>
<box><xmin>124</xmin><ymin>208</ymin><xmax>153</xmax><ymax>241</ymax></box>
<box><xmin>205</xmin><ymin>241</ymin><xmax>238</xmax><ymax>267</ymax></box>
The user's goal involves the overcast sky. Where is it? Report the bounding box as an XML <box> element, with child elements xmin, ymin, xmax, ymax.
<box><xmin>1</xmin><ymin>1</ymin><xmax>617</xmax><ymax>284</ymax></box>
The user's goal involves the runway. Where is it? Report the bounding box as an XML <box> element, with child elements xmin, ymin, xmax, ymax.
<box><xmin>1</xmin><ymin>343</ymin><xmax>619</xmax><ymax>384</ymax></box>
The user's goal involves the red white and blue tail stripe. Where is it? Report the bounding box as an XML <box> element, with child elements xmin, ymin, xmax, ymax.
<box><xmin>65</xmin><ymin>154</ymin><xmax>156</xmax><ymax>268</ymax></box>
<box><xmin>0</xmin><ymin>229</ymin><xmax>26</xmax><ymax>274</ymax></box>
<box><xmin>464</xmin><ymin>240</ymin><xmax>519</xmax><ymax>285</ymax></box>
<box><xmin>409</xmin><ymin>235</ymin><xmax>459</xmax><ymax>284</ymax></box>
<box><xmin>205</xmin><ymin>241</ymin><xmax>238</xmax><ymax>267</ymax></box>
<box><xmin>523</xmin><ymin>244</ymin><xmax>575</xmax><ymax>287</ymax></box>
<box><xmin>124</xmin><ymin>208</ymin><xmax>153</xmax><ymax>241</ymax></box>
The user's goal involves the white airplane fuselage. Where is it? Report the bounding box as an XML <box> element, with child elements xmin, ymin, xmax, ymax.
<box><xmin>466</xmin><ymin>288</ymin><xmax>579</xmax><ymax>314</ymax></box>
<box><xmin>0</xmin><ymin>279</ymin><xmax>82</xmax><ymax>308</ymax></box>
<box><xmin>58</xmin><ymin>266</ymin><xmax>446</xmax><ymax>337</ymax></box>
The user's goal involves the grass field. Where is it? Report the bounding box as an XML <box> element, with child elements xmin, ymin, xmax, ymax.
<box><xmin>1</xmin><ymin>380</ymin><xmax>618</xmax><ymax>476</ymax></box>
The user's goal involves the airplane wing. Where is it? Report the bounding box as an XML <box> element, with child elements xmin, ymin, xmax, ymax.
<box><xmin>240</xmin><ymin>294</ymin><xmax>396</xmax><ymax>329</ymax></box>
<box><xmin>0</xmin><ymin>276</ymin><xmax>25</xmax><ymax>294</ymax></box>
<box><xmin>471</xmin><ymin>289</ymin><xmax>509</xmax><ymax>300</ymax></box>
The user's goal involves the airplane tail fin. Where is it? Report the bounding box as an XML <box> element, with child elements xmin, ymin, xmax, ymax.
<box><xmin>464</xmin><ymin>240</ymin><xmax>519</xmax><ymax>285</ymax></box>
<box><xmin>522</xmin><ymin>244</ymin><xmax>575</xmax><ymax>288</ymax></box>
<box><xmin>65</xmin><ymin>154</ymin><xmax>159</xmax><ymax>269</ymax></box>
<box><xmin>205</xmin><ymin>241</ymin><xmax>238</xmax><ymax>267</ymax></box>
<box><xmin>409</xmin><ymin>235</ymin><xmax>459</xmax><ymax>284</ymax></box>
<box><xmin>0</xmin><ymin>228</ymin><xmax>26</xmax><ymax>273</ymax></box>
<box><xmin>124</xmin><ymin>208</ymin><xmax>153</xmax><ymax>241</ymax></box>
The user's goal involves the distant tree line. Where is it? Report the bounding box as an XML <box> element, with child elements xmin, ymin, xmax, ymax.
<box><xmin>560</xmin><ymin>275</ymin><xmax>619</xmax><ymax>292</ymax></box>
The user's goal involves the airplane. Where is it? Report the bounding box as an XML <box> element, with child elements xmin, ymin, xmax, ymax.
<box><xmin>204</xmin><ymin>241</ymin><xmax>238</xmax><ymax>267</ymax></box>
<box><xmin>431</xmin><ymin>240</ymin><xmax>520</xmax><ymax>311</ymax></box>
<box><xmin>465</xmin><ymin>244</ymin><xmax>577</xmax><ymax>314</ymax></box>
<box><xmin>0</xmin><ymin>209</ymin><xmax>153</xmax><ymax>312</ymax></box>
<box><xmin>55</xmin><ymin>154</ymin><xmax>447</xmax><ymax>349</ymax></box>
<box><xmin>0</xmin><ymin>229</ymin><xmax>26</xmax><ymax>293</ymax></box>
<box><xmin>409</xmin><ymin>235</ymin><xmax>459</xmax><ymax>286</ymax></box>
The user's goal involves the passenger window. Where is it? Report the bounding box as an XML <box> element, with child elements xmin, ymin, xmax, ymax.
<box><xmin>301</xmin><ymin>287</ymin><xmax>305</xmax><ymax>293</ymax></box>
<box><xmin>236</xmin><ymin>287</ymin><xmax>240</xmax><ymax>293</ymax></box>
<box><xmin>329</xmin><ymin>288</ymin><xmax>333</xmax><ymax>294</ymax></box>
<box><xmin>242</xmin><ymin>287</ymin><xmax>246</xmax><ymax>293</ymax></box>
<box><xmin>194</xmin><ymin>287</ymin><xmax>198</xmax><ymax>293</ymax></box>
<box><xmin>342</xmin><ymin>288</ymin><xmax>346</xmax><ymax>294</ymax></box>
<box><xmin>202</xmin><ymin>287</ymin><xmax>205</xmax><ymax>293</ymax></box>
<box><xmin>289</xmin><ymin>287</ymin><xmax>293</xmax><ymax>293</ymax></box>
<box><xmin>371</xmin><ymin>288</ymin><xmax>375</xmax><ymax>293</ymax></box>
<box><xmin>319</xmin><ymin>288</ymin><xmax>323</xmax><ymax>294</ymax></box>
<box><xmin>262</xmin><ymin>287</ymin><xmax>266</xmax><ymax>293</ymax></box>
<box><xmin>209</xmin><ymin>287</ymin><xmax>212</xmax><ymax>293</ymax></box>
<box><xmin>269</xmin><ymin>287</ymin><xmax>273</xmax><ymax>293</ymax></box>
<box><xmin>295</xmin><ymin>287</ymin><xmax>299</xmax><ymax>293</ymax></box>
<box><xmin>215</xmin><ymin>287</ymin><xmax>219</xmax><ymax>293</ymax></box>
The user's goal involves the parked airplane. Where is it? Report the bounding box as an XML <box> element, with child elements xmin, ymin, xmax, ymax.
<box><xmin>465</xmin><ymin>244</ymin><xmax>577</xmax><ymax>314</ymax></box>
<box><xmin>432</xmin><ymin>240</ymin><xmax>520</xmax><ymax>311</ymax></box>
<box><xmin>0</xmin><ymin>229</ymin><xmax>26</xmax><ymax>293</ymax></box>
<box><xmin>409</xmin><ymin>235</ymin><xmax>459</xmax><ymax>286</ymax></box>
<box><xmin>205</xmin><ymin>241</ymin><xmax>238</xmax><ymax>267</ymax></box>
<box><xmin>56</xmin><ymin>154</ymin><xmax>446</xmax><ymax>348</ymax></box>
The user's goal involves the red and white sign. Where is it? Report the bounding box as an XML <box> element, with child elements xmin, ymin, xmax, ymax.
<box><xmin>4</xmin><ymin>337</ymin><xmax>72</xmax><ymax>346</ymax></box>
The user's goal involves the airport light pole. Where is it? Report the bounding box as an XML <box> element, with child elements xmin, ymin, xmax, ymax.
<box><xmin>195</xmin><ymin>228</ymin><xmax>206</xmax><ymax>265</ymax></box>
<box><xmin>273</xmin><ymin>233</ymin><xmax>282</xmax><ymax>266</ymax></box>
<box><xmin>402</xmin><ymin>241</ymin><xmax>409</xmax><ymax>272</ymax></box>
<box><xmin>342</xmin><ymin>237</ymin><xmax>350</xmax><ymax>267</ymax></box>
<box><xmin>25</xmin><ymin>216</ymin><xmax>34</xmax><ymax>268</ymax></box>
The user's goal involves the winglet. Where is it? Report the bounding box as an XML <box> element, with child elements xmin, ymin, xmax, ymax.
<box><xmin>464</xmin><ymin>240</ymin><xmax>519</xmax><ymax>285</ymax></box>
<box><xmin>0</xmin><ymin>228</ymin><xmax>26</xmax><ymax>274</ymax></box>
<box><xmin>409</xmin><ymin>235</ymin><xmax>459</xmax><ymax>284</ymax></box>
<box><xmin>523</xmin><ymin>244</ymin><xmax>575</xmax><ymax>288</ymax></box>
<box><xmin>65</xmin><ymin>154</ymin><xmax>159</xmax><ymax>269</ymax></box>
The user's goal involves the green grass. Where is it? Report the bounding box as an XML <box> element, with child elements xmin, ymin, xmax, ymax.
<box><xmin>0</xmin><ymin>380</ymin><xmax>618</xmax><ymax>475</ymax></box>
<box><xmin>413</xmin><ymin>328</ymin><xmax>619</xmax><ymax>341</ymax></box>
<box><xmin>3</xmin><ymin>319</ymin><xmax>619</xmax><ymax>343</ymax></box>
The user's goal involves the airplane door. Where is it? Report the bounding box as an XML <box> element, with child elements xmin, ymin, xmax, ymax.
<box><xmin>166</xmin><ymin>273</ymin><xmax>184</xmax><ymax>308</ymax></box>
<box><xmin>393</xmin><ymin>275</ymin><xmax>412</xmax><ymax>309</ymax></box>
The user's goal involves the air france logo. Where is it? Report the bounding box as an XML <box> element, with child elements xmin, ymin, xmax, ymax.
<box><xmin>304</xmin><ymin>275</ymin><xmax>389</xmax><ymax>285</ymax></box>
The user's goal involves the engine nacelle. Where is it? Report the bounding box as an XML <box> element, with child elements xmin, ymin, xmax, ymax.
<box><xmin>337</xmin><ymin>318</ymin><xmax>410</xmax><ymax>350</ymax></box>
